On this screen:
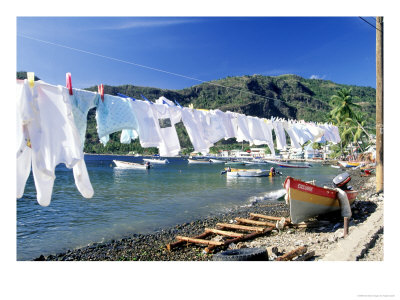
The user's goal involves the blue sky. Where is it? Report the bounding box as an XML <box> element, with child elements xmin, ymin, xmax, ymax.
<box><xmin>17</xmin><ymin>17</ymin><xmax>377</xmax><ymax>90</ymax></box>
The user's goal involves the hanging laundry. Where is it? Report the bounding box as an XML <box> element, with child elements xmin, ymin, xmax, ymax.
<box><xmin>69</xmin><ymin>88</ymin><xmax>99</xmax><ymax>149</ymax></box>
<box><xmin>149</xmin><ymin>98</ymin><xmax>182</xmax><ymax>156</ymax></box>
<box><xmin>260</xmin><ymin>119</ymin><xmax>275</xmax><ymax>155</ymax></box>
<box><xmin>283</xmin><ymin>121</ymin><xmax>302</xmax><ymax>149</ymax></box>
<box><xmin>305</xmin><ymin>122</ymin><xmax>325</xmax><ymax>142</ymax></box>
<box><xmin>233</xmin><ymin>113</ymin><xmax>253</xmax><ymax>143</ymax></box>
<box><xmin>120</xmin><ymin>129</ymin><xmax>139</xmax><ymax>144</ymax></box>
<box><xmin>16</xmin><ymin>80</ymin><xmax>94</xmax><ymax>206</ymax></box>
<box><xmin>96</xmin><ymin>94</ymin><xmax>139</xmax><ymax>146</ymax></box>
<box><xmin>271</xmin><ymin>118</ymin><xmax>287</xmax><ymax>150</ymax></box>
<box><xmin>181</xmin><ymin>107</ymin><xmax>213</xmax><ymax>155</ymax></box>
<box><xmin>203</xmin><ymin>110</ymin><xmax>227</xmax><ymax>144</ymax></box>
<box><xmin>247</xmin><ymin>116</ymin><xmax>267</xmax><ymax>146</ymax></box>
<box><xmin>213</xmin><ymin>109</ymin><xmax>236</xmax><ymax>140</ymax></box>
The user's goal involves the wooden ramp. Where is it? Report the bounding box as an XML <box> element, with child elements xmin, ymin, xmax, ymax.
<box><xmin>166</xmin><ymin>213</ymin><xmax>289</xmax><ymax>254</ymax></box>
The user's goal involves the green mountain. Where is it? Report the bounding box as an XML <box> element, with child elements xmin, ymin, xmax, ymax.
<box><xmin>17</xmin><ymin>72</ymin><xmax>376</xmax><ymax>154</ymax></box>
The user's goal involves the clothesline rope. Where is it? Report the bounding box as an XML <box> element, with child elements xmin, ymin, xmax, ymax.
<box><xmin>18</xmin><ymin>34</ymin><xmax>317</xmax><ymax>107</ymax></box>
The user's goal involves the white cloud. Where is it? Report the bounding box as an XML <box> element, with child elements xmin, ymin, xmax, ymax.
<box><xmin>310</xmin><ymin>74</ymin><xmax>326</xmax><ymax>80</ymax></box>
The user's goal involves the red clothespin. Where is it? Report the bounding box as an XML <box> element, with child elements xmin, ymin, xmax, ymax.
<box><xmin>98</xmin><ymin>84</ymin><xmax>104</xmax><ymax>102</ymax></box>
<box><xmin>66</xmin><ymin>73</ymin><xmax>73</xmax><ymax>95</ymax></box>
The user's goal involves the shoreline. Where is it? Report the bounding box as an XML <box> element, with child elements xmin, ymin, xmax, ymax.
<box><xmin>34</xmin><ymin>169</ymin><xmax>382</xmax><ymax>261</ymax></box>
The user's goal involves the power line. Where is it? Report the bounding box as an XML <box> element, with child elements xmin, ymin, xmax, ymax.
<box><xmin>18</xmin><ymin>33</ymin><xmax>290</xmax><ymax>105</ymax></box>
<box><xmin>359</xmin><ymin>17</ymin><xmax>382</xmax><ymax>32</ymax></box>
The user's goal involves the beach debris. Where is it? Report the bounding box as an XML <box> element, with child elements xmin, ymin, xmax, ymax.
<box><xmin>166</xmin><ymin>212</ymin><xmax>289</xmax><ymax>253</ymax></box>
<box><xmin>276</xmin><ymin>246</ymin><xmax>308</xmax><ymax>261</ymax></box>
<box><xmin>293</xmin><ymin>250</ymin><xmax>316</xmax><ymax>261</ymax></box>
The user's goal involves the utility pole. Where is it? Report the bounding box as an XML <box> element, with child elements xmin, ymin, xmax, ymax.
<box><xmin>376</xmin><ymin>17</ymin><xmax>384</xmax><ymax>193</ymax></box>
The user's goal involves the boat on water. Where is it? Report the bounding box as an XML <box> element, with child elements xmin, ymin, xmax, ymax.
<box><xmin>225</xmin><ymin>161</ymin><xmax>246</xmax><ymax>166</ymax></box>
<box><xmin>187</xmin><ymin>158</ymin><xmax>211</xmax><ymax>164</ymax></box>
<box><xmin>283</xmin><ymin>174</ymin><xmax>358</xmax><ymax>224</ymax></box>
<box><xmin>209</xmin><ymin>158</ymin><xmax>226</xmax><ymax>164</ymax></box>
<box><xmin>338</xmin><ymin>161</ymin><xmax>362</xmax><ymax>168</ymax></box>
<box><xmin>143</xmin><ymin>157</ymin><xmax>169</xmax><ymax>164</ymax></box>
<box><xmin>113</xmin><ymin>160</ymin><xmax>151</xmax><ymax>169</ymax></box>
<box><xmin>266</xmin><ymin>160</ymin><xmax>311</xmax><ymax>168</ymax></box>
<box><xmin>224</xmin><ymin>168</ymin><xmax>270</xmax><ymax>177</ymax></box>
<box><xmin>243</xmin><ymin>160</ymin><xmax>269</xmax><ymax>165</ymax></box>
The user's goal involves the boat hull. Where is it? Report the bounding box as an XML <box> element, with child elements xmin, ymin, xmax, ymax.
<box><xmin>338</xmin><ymin>161</ymin><xmax>361</xmax><ymax>168</ymax></box>
<box><xmin>210</xmin><ymin>159</ymin><xmax>226</xmax><ymax>164</ymax></box>
<box><xmin>113</xmin><ymin>160</ymin><xmax>150</xmax><ymax>169</ymax></box>
<box><xmin>283</xmin><ymin>177</ymin><xmax>358</xmax><ymax>223</ymax></box>
<box><xmin>143</xmin><ymin>158</ymin><xmax>169</xmax><ymax>164</ymax></box>
<box><xmin>226</xmin><ymin>168</ymin><xmax>270</xmax><ymax>177</ymax></box>
<box><xmin>187</xmin><ymin>159</ymin><xmax>211</xmax><ymax>164</ymax></box>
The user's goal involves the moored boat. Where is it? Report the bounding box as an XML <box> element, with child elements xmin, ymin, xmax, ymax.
<box><xmin>338</xmin><ymin>161</ymin><xmax>362</xmax><ymax>168</ymax></box>
<box><xmin>187</xmin><ymin>158</ymin><xmax>211</xmax><ymax>164</ymax></box>
<box><xmin>113</xmin><ymin>160</ymin><xmax>151</xmax><ymax>169</ymax></box>
<box><xmin>143</xmin><ymin>157</ymin><xmax>169</xmax><ymax>164</ymax></box>
<box><xmin>283</xmin><ymin>175</ymin><xmax>358</xmax><ymax>224</ymax></box>
<box><xmin>266</xmin><ymin>161</ymin><xmax>311</xmax><ymax>168</ymax></box>
<box><xmin>225</xmin><ymin>161</ymin><xmax>246</xmax><ymax>166</ymax></box>
<box><xmin>225</xmin><ymin>168</ymin><xmax>270</xmax><ymax>177</ymax></box>
<box><xmin>210</xmin><ymin>158</ymin><xmax>226</xmax><ymax>164</ymax></box>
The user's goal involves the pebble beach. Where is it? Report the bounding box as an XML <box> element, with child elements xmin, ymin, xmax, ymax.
<box><xmin>35</xmin><ymin>168</ymin><xmax>383</xmax><ymax>261</ymax></box>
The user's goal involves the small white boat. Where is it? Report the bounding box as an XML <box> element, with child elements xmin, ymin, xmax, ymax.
<box><xmin>243</xmin><ymin>160</ymin><xmax>269</xmax><ymax>165</ymax></box>
<box><xmin>113</xmin><ymin>160</ymin><xmax>151</xmax><ymax>169</ymax></box>
<box><xmin>225</xmin><ymin>168</ymin><xmax>270</xmax><ymax>177</ymax></box>
<box><xmin>188</xmin><ymin>158</ymin><xmax>211</xmax><ymax>164</ymax></box>
<box><xmin>210</xmin><ymin>159</ymin><xmax>226</xmax><ymax>164</ymax></box>
<box><xmin>143</xmin><ymin>158</ymin><xmax>169</xmax><ymax>164</ymax></box>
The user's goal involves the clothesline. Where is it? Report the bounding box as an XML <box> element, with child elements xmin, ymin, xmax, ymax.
<box><xmin>16</xmin><ymin>78</ymin><xmax>340</xmax><ymax>206</ymax></box>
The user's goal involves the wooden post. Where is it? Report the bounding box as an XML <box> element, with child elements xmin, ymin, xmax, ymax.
<box><xmin>343</xmin><ymin>217</ymin><xmax>349</xmax><ymax>237</ymax></box>
<box><xmin>376</xmin><ymin>16</ymin><xmax>384</xmax><ymax>193</ymax></box>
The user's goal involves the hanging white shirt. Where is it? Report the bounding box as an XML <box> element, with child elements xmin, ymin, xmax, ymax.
<box><xmin>130</xmin><ymin>100</ymin><xmax>161</xmax><ymax>148</ymax></box>
<box><xmin>16</xmin><ymin>80</ymin><xmax>94</xmax><ymax>206</ymax></box>
<box><xmin>181</xmin><ymin>108</ymin><xmax>212</xmax><ymax>155</ymax></box>
<box><xmin>283</xmin><ymin>121</ymin><xmax>302</xmax><ymax>149</ymax></box>
<box><xmin>272</xmin><ymin>119</ymin><xmax>287</xmax><ymax>150</ymax></box>
<box><xmin>247</xmin><ymin>116</ymin><xmax>266</xmax><ymax>146</ymax></box>
<box><xmin>260</xmin><ymin>119</ymin><xmax>275</xmax><ymax>155</ymax></box>
<box><xmin>149</xmin><ymin>102</ymin><xmax>182</xmax><ymax>156</ymax></box>
<box><xmin>234</xmin><ymin>113</ymin><xmax>252</xmax><ymax>143</ymax></box>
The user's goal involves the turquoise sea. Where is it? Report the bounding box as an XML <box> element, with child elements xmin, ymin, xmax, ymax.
<box><xmin>17</xmin><ymin>155</ymin><xmax>341</xmax><ymax>260</ymax></box>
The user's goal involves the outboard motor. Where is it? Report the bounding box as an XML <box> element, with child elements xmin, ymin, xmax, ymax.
<box><xmin>333</xmin><ymin>172</ymin><xmax>353</xmax><ymax>191</ymax></box>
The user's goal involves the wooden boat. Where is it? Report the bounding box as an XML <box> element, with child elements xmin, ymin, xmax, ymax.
<box><xmin>209</xmin><ymin>159</ymin><xmax>226</xmax><ymax>164</ymax></box>
<box><xmin>283</xmin><ymin>176</ymin><xmax>358</xmax><ymax>224</ymax></box>
<box><xmin>113</xmin><ymin>160</ymin><xmax>151</xmax><ymax>169</ymax></box>
<box><xmin>143</xmin><ymin>158</ymin><xmax>169</xmax><ymax>164</ymax></box>
<box><xmin>338</xmin><ymin>161</ymin><xmax>361</xmax><ymax>168</ymax></box>
<box><xmin>187</xmin><ymin>158</ymin><xmax>211</xmax><ymax>164</ymax></box>
<box><xmin>225</xmin><ymin>168</ymin><xmax>270</xmax><ymax>177</ymax></box>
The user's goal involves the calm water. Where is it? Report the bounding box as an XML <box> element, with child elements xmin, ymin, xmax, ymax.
<box><xmin>17</xmin><ymin>155</ymin><xmax>341</xmax><ymax>260</ymax></box>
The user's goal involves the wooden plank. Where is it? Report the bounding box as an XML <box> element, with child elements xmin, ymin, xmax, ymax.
<box><xmin>166</xmin><ymin>231</ymin><xmax>211</xmax><ymax>251</ymax></box>
<box><xmin>276</xmin><ymin>246</ymin><xmax>307</xmax><ymax>261</ymax></box>
<box><xmin>235</xmin><ymin>217</ymin><xmax>276</xmax><ymax>227</ymax></box>
<box><xmin>205</xmin><ymin>228</ymin><xmax>244</xmax><ymax>238</ymax></box>
<box><xmin>216</xmin><ymin>223</ymin><xmax>265</xmax><ymax>232</ymax></box>
<box><xmin>176</xmin><ymin>236</ymin><xmax>224</xmax><ymax>246</ymax></box>
<box><xmin>250</xmin><ymin>213</ymin><xmax>290</xmax><ymax>223</ymax></box>
<box><xmin>205</xmin><ymin>227</ymin><xmax>274</xmax><ymax>253</ymax></box>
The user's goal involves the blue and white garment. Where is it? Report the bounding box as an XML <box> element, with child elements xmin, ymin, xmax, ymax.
<box><xmin>69</xmin><ymin>89</ymin><xmax>99</xmax><ymax>149</ymax></box>
<box><xmin>96</xmin><ymin>94</ymin><xmax>139</xmax><ymax>146</ymax></box>
<box><xmin>120</xmin><ymin>129</ymin><xmax>139</xmax><ymax>144</ymax></box>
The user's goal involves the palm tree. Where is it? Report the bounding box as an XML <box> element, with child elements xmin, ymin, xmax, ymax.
<box><xmin>329</xmin><ymin>88</ymin><xmax>361</xmax><ymax>158</ymax></box>
<box><xmin>329</xmin><ymin>88</ymin><xmax>361</xmax><ymax>122</ymax></box>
